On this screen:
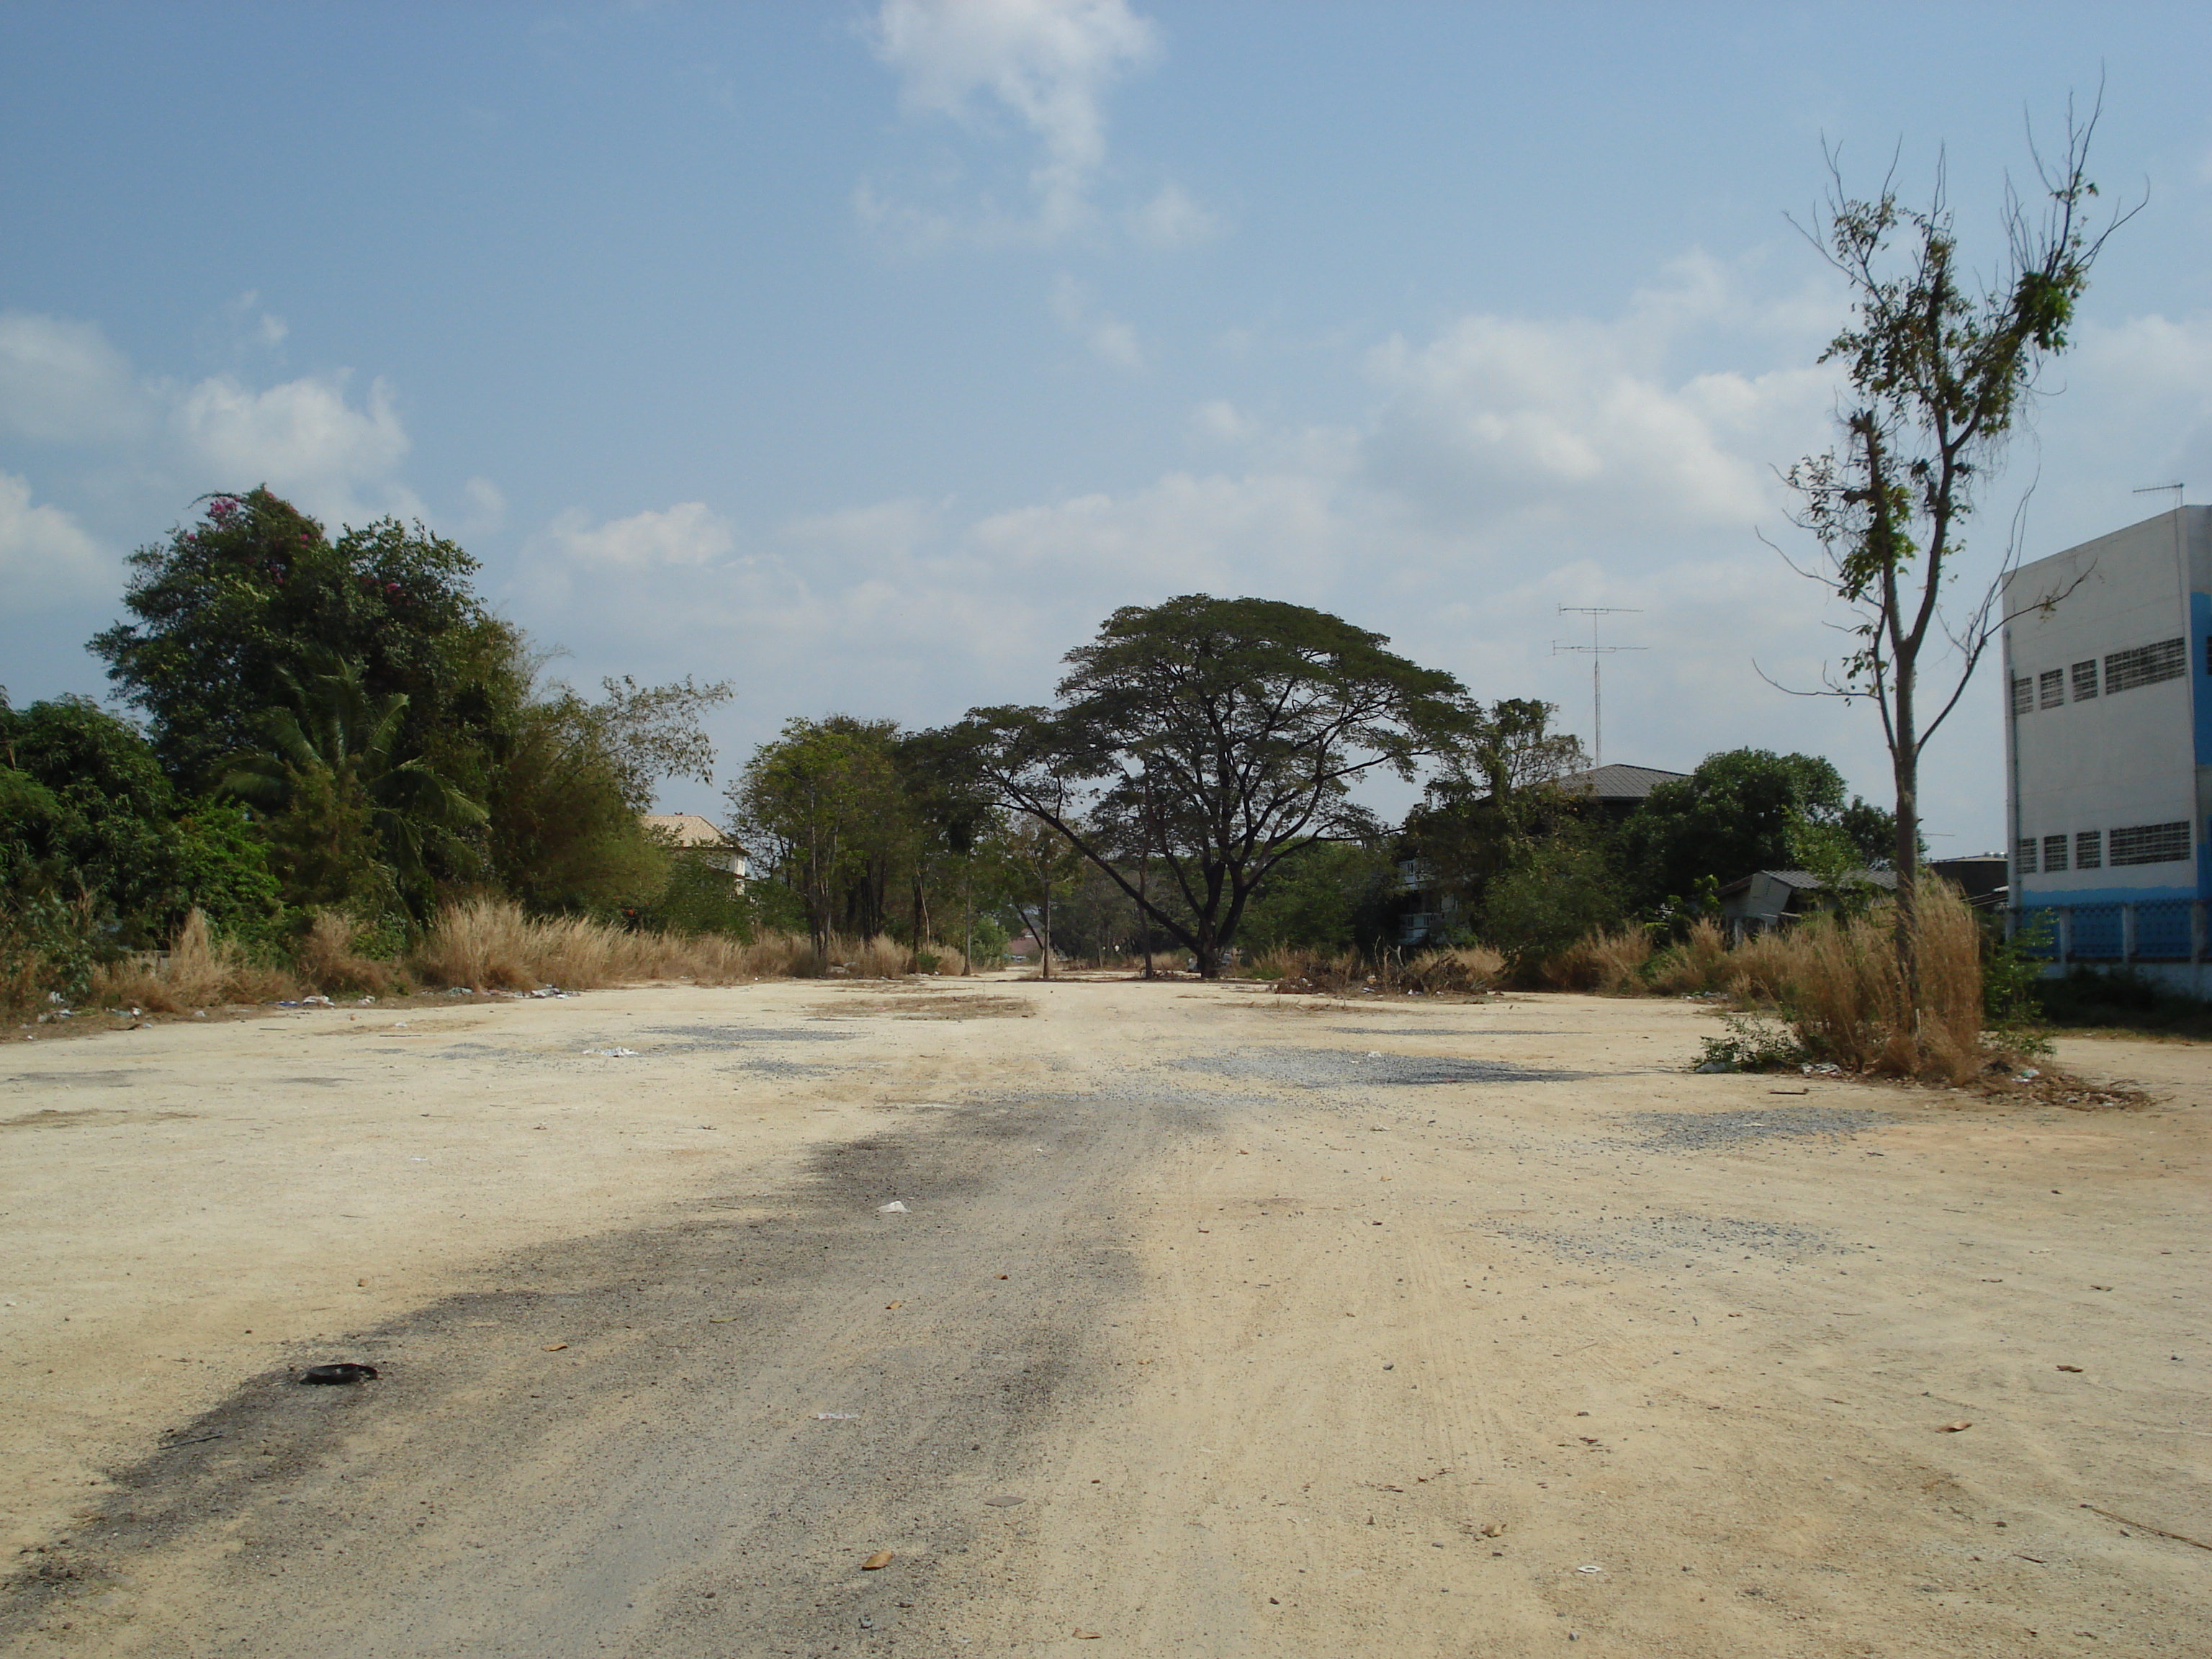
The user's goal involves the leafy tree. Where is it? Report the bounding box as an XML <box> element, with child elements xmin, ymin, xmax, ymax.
<box><xmin>221</xmin><ymin>657</ymin><xmax>487</xmax><ymax>917</ymax></box>
<box><xmin>1236</xmin><ymin>839</ymin><xmax>1397</xmax><ymax>955</ymax></box>
<box><xmin>1774</xmin><ymin>104</ymin><xmax>2131</xmax><ymax>997</ymax></box>
<box><xmin>91</xmin><ymin>490</ymin><xmax>497</xmax><ymax>791</ymax></box>
<box><xmin>966</xmin><ymin>595</ymin><xmax>1469</xmax><ymax>977</ymax></box>
<box><xmin>1402</xmin><ymin>698</ymin><xmax>1589</xmax><ymax>914</ymax></box>
<box><xmin>1617</xmin><ymin>749</ymin><xmax>1894</xmax><ymax>913</ymax></box>
<box><xmin>1003</xmin><ymin>812</ymin><xmax>1085</xmax><ymax>978</ymax></box>
<box><xmin>1480</xmin><ymin>839</ymin><xmax>1623</xmax><ymax>973</ymax></box>
<box><xmin>728</xmin><ymin>716</ymin><xmax>911</xmax><ymax>950</ymax></box>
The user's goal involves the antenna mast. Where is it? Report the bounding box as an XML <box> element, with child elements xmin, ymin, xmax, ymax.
<box><xmin>1552</xmin><ymin>607</ymin><xmax>1645</xmax><ymax>770</ymax></box>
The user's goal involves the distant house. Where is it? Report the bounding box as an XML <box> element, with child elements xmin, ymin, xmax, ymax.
<box><xmin>1545</xmin><ymin>762</ymin><xmax>1690</xmax><ymax>821</ymax></box>
<box><xmin>1395</xmin><ymin>760</ymin><xmax>1689</xmax><ymax>945</ymax></box>
<box><xmin>1717</xmin><ymin>869</ymin><xmax>1897</xmax><ymax>939</ymax></box>
<box><xmin>639</xmin><ymin>813</ymin><xmax>747</xmax><ymax>891</ymax></box>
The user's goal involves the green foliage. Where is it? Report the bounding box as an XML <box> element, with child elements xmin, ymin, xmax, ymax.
<box><xmin>968</xmin><ymin>594</ymin><xmax>1470</xmax><ymax>975</ymax></box>
<box><xmin>1695</xmin><ymin>1015</ymin><xmax>1806</xmax><ymax>1073</ymax></box>
<box><xmin>168</xmin><ymin>803</ymin><xmax>284</xmax><ymax>947</ymax></box>
<box><xmin>1403</xmin><ymin>698</ymin><xmax>1590</xmax><ymax>918</ymax></box>
<box><xmin>637</xmin><ymin>852</ymin><xmax>755</xmax><ymax>938</ymax></box>
<box><xmin>1479</xmin><ymin>837</ymin><xmax>1622</xmax><ymax>971</ymax></box>
<box><xmin>221</xmin><ymin>655</ymin><xmax>487</xmax><ymax>919</ymax></box>
<box><xmin>91</xmin><ymin>490</ymin><xmax>495</xmax><ymax>792</ymax></box>
<box><xmin>729</xmin><ymin>716</ymin><xmax>912</xmax><ymax>945</ymax></box>
<box><xmin>1237</xmin><ymin>840</ymin><xmax>1395</xmax><ymax>954</ymax></box>
<box><xmin>1619</xmin><ymin>749</ymin><xmax>1890</xmax><ymax>913</ymax></box>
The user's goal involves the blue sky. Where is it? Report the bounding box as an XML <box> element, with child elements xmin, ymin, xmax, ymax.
<box><xmin>6</xmin><ymin>2</ymin><xmax>2212</xmax><ymax>850</ymax></box>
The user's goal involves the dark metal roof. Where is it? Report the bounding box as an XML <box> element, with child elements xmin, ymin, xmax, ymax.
<box><xmin>1717</xmin><ymin>868</ymin><xmax>1901</xmax><ymax>897</ymax></box>
<box><xmin>1552</xmin><ymin>763</ymin><xmax>1690</xmax><ymax>801</ymax></box>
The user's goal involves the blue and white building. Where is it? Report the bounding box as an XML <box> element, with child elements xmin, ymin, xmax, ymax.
<box><xmin>2002</xmin><ymin>505</ymin><xmax>2212</xmax><ymax>988</ymax></box>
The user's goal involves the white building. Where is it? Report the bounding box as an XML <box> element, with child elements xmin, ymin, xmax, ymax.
<box><xmin>2002</xmin><ymin>505</ymin><xmax>2211</xmax><ymax>988</ymax></box>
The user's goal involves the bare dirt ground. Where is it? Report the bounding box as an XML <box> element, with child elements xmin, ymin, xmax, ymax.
<box><xmin>1</xmin><ymin>976</ymin><xmax>2205</xmax><ymax>1657</ymax></box>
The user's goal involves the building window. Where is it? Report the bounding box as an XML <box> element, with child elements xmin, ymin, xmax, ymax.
<box><xmin>2075</xmin><ymin>829</ymin><xmax>2103</xmax><ymax>869</ymax></box>
<box><xmin>2015</xmin><ymin>837</ymin><xmax>2037</xmax><ymax>875</ymax></box>
<box><xmin>2072</xmin><ymin>660</ymin><xmax>2099</xmax><ymax>700</ymax></box>
<box><xmin>2109</xmin><ymin>821</ymin><xmax>2192</xmax><ymax>866</ymax></box>
<box><xmin>2104</xmin><ymin>637</ymin><xmax>2187</xmax><ymax>693</ymax></box>
<box><xmin>2010</xmin><ymin>676</ymin><xmax>2033</xmax><ymax>715</ymax></box>
<box><xmin>2038</xmin><ymin>669</ymin><xmax>2064</xmax><ymax>709</ymax></box>
<box><xmin>2042</xmin><ymin>834</ymin><xmax>2069</xmax><ymax>872</ymax></box>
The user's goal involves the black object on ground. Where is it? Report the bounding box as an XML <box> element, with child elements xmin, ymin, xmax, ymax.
<box><xmin>297</xmin><ymin>1363</ymin><xmax>380</xmax><ymax>1385</ymax></box>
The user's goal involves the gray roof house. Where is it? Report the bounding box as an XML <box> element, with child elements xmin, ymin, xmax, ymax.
<box><xmin>1717</xmin><ymin>868</ymin><xmax>1898</xmax><ymax>938</ymax></box>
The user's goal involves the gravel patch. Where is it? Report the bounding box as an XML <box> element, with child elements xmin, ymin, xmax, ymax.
<box><xmin>1623</xmin><ymin>1105</ymin><xmax>1890</xmax><ymax>1151</ymax></box>
<box><xmin>1492</xmin><ymin>1212</ymin><xmax>1851</xmax><ymax>1265</ymax></box>
<box><xmin>1170</xmin><ymin>1046</ymin><xmax>1589</xmax><ymax>1087</ymax></box>
<box><xmin>638</xmin><ymin>1024</ymin><xmax>859</xmax><ymax>1048</ymax></box>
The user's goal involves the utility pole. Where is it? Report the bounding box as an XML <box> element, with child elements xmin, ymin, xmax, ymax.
<box><xmin>1552</xmin><ymin>606</ymin><xmax>1645</xmax><ymax>769</ymax></box>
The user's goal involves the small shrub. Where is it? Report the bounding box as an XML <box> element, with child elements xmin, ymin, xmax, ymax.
<box><xmin>1695</xmin><ymin>1014</ymin><xmax>1804</xmax><ymax>1072</ymax></box>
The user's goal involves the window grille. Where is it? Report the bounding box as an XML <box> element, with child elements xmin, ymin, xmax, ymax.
<box><xmin>2072</xmin><ymin>660</ymin><xmax>2099</xmax><ymax>700</ymax></box>
<box><xmin>2074</xmin><ymin>829</ymin><xmax>2103</xmax><ymax>870</ymax></box>
<box><xmin>2010</xmin><ymin>676</ymin><xmax>2033</xmax><ymax>715</ymax></box>
<box><xmin>2104</xmin><ymin>637</ymin><xmax>2187</xmax><ymax>693</ymax></box>
<box><xmin>2015</xmin><ymin>837</ymin><xmax>2037</xmax><ymax>875</ymax></box>
<box><xmin>2109</xmin><ymin>821</ymin><xmax>2192</xmax><ymax>866</ymax></box>
<box><xmin>2038</xmin><ymin>669</ymin><xmax>2064</xmax><ymax>709</ymax></box>
<box><xmin>2041</xmin><ymin>834</ymin><xmax>2069</xmax><ymax>872</ymax></box>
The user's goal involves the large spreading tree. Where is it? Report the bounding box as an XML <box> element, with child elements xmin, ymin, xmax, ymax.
<box><xmin>963</xmin><ymin>594</ymin><xmax>1469</xmax><ymax>977</ymax></box>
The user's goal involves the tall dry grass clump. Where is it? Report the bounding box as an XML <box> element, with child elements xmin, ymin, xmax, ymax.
<box><xmin>1400</xmin><ymin>943</ymin><xmax>1507</xmax><ymax>993</ymax></box>
<box><xmin>1536</xmin><ymin>927</ymin><xmax>1651</xmax><ymax>994</ymax></box>
<box><xmin>1647</xmin><ymin>920</ymin><xmax>1730</xmax><ymax>994</ymax></box>
<box><xmin>408</xmin><ymin>899</ymin><xmax>954</xmax><ymax>991</ymax></box>
<box><xmin>295</xmin><ymin>910</ymin><xmax>394</xmax><ymax>995</ymax></box>
<box><xmin>90</xmin><ymin>910</ymin><xmax>300</xmax><ymax>1011</ymax></box>
<box><xmin>1726</xmin><ymin>882</ymin><xmax>1985</xmax><ymax>1080</ymax></box>
<box><xmin>1259</xmin><ymin>943</ymin><xmax>1503</xmax><ymax>995</ymax></box>
<box><xmin>411</xmin><ymin>899</ymin><xmax>541</xmax><ymax>989</ymax></box>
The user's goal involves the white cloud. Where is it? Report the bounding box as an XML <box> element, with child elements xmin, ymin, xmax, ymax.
<box><xmin>173</xmin><ymin>371</ymin><xmax>418</xmax><ymax>524</ymax></box>
<box><xmin>1126</xmin><ymin>182</ymin><xmax>1222</xmax><ymax>248</ymax></box>
<box><xmin>0</xmin><ymin>310</ymin><xmax>145</xmax><ymax>443</ymax></box>
<box><xmin>543</xmin><ymin>501</ymin><xmax>735</xmax><ymax>568</ymax></box>
<box><xmin>1049</xmin><ymin>272</ymin><xmax>1142</xmax><ymax>368</ymax></box>
<box><xmin>227</xmin><ymin>289</ymin><xmax>289</xmax><ymax>349</ymax></box>
<box><xmin>1190</xmin><ymin>399</ymin><xmax>1254</xmax><ymax>443</ymax></box>
<box><xmin>1361</xmin><ymin>265</ymin><xmax>1838</xmax><ymax>539</ymax></box>
<box><xmin>459</xmin><ymin>476</ymin><xmax>507</xmax><ymax>536</ymax></box>
<box><xmin>871</xmin><ymin>0</ymin><xmax>1156</xmax><ymax>238</ymax></box>
<box><xmin>0</xmin><ymin>472</ymin><xmax>111</xmax><ymax>607</ymax></box>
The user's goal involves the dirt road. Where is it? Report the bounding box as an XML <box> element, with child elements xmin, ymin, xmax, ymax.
<box><xmin>2</xmin><ymin>976</ymin><xmax>2206</xmax><ymax>1656</ymax></box>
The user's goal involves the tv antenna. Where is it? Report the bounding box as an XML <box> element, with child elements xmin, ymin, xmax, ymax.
<box><xmin>1553</xmin><ymin>606</ymin><xmax>1645</xmax><ymax>770</ymax></box>
<box><xmin>2132</xmin><ymin>482</ymin><xmax>2184</xmax><ymax>507</ymax></box>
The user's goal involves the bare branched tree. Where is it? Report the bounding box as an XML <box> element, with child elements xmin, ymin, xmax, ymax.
<box><xmin>1767</xmin><ymin>96</ymin><xmax>2136</xmax><ymax>1007</ymax></box>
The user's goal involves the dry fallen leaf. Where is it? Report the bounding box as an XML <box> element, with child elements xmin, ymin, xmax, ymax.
<box><xmin>1940</xmin><ymin>1421</ymin><xmax>1974</xmax><ymax>1432</ymax></box>
<box><xmin>862</xmin><ymin>1550</ymin><xmax>894</xmax><ymax>1570</ymax></box>
<box><xmin>1478</xmin><ymin>1521</ymin><xmax>1507</xmax><ymax>1538</ymax></box>
<box><xmin>2056</xmin><ymin>1364</ymin><xmax>2083</xmax><ymax>1373</ymax></box>
<box><xmin>1073</xmin><ymin>1632</ymin><xmax>1102</xmax><ymax>1641</ymax></box>
<box><xmin>885</xmin><ymin>1300</ymin><xmax>903</xmax><ymax>1310</ymax></box>
<box><xmin>541</xmin><ymin>1343</ymin><xmax>567</xmax><ymax>1352</ymax></box>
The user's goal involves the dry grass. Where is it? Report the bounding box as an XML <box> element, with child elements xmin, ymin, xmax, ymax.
<box><xmin>406</xmin><ymin>899</ymin><xmax>967</xmax><ymax>992</ymax></box>
<box><xmin>1258</xmin><ymin>943</ymin><xmax>1505</xmax><ymax>997</ymax></box>
<box><xmin>1547</xmin><ymin>883</ymin><xmax>1995</xmax><ymax>1083</ymax></box>
<box><xmin>1647</xmin><ymin>920</ymin><xmax>1730</xmax><ymax>994</ymax></box>
<box><xmin>295</xmin><ymin>910</ymin><xmax>394</xmax><ymax>996</ymax></box>
<box><xmin>1532</xmin><ymin>927</ymin><xmax>1652</xmax><ymax>994</ymax></box>
<box><xmin>1773</xmin><ymin>886</ymin><xmax>1987</xmax><ymax>1081</ymax></box>
<box><xmin>89</xmin><ymin>912</ymin><xmax>301</xmax><ymax>1012</ymax></box>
